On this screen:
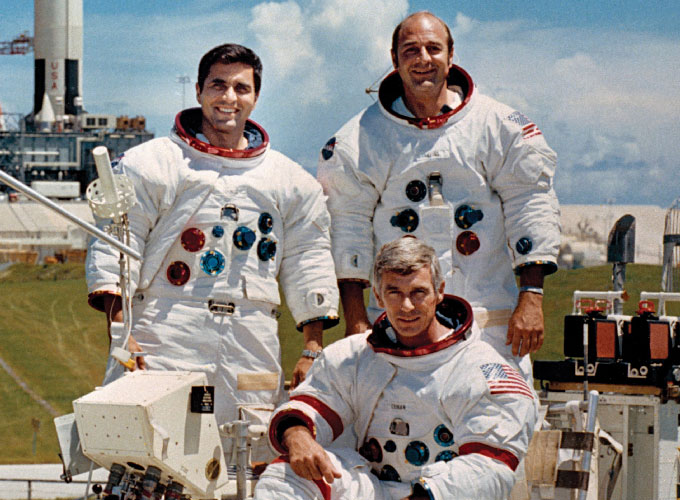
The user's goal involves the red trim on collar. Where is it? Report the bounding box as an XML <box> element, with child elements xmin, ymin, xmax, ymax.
<box><xmin>173</xmin><ymin>108</ymin><xmax>269</xmax><ymax>158</ymax></box>
<box><xmin>368</xmin><ymin>294</ymin><xmax>473</xmax><ymax>357</ymax></box>
<box><xmin>459</xmin><ymin>443</ymin><xmax>520</xmax><ymax>471</ymax></box>
<box><xmin>379</xmin><ymin>65</ymin><xmax>474</xmax><ymax>130</ymax></box>
<box><xmin>291</xmin><ymin>395</ymin><xmax>344</xmax><ymax>440</ymax></box>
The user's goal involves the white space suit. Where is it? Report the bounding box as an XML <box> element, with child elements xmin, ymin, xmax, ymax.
<box><xmin>86</xmin><ymin>108</ymin><xmax>339</xmax><ymax>431</ymax></box>
<box><xmin>254</xmin><ymin>296</ymin><xmax>539</xmax><ymax>500</ymax></box>
<box><xmin>317</xmin><ymin>65</ymin><xmax>560</xmax><ymax>370</ymax></box>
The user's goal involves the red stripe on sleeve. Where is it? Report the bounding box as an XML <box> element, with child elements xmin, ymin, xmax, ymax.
<box><xmin>313</xmin><ymin>478</ymin><xmax>332</xmax><ymax>500</ymax></box>
<box><xmin>268</xmin><ymin>409</ymin><xmax>316</xmax><ymax>455</ymax></box>
<box><xmin>459</xmin><ymin>442</ymin><xmax>519</xmax><ymax>471</ymax></box>
<box><xmin>291</xmin><ymin>394</ymin><xmax>344</xmax><ymax>440</ymax></box>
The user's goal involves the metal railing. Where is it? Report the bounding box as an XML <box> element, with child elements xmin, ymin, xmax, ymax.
<box><xmin>0</xmin><ymin>477</ymin><xmax>96</xmax><ymax>500</ymax></box>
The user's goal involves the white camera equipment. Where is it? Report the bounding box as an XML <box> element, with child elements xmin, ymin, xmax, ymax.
<box><xmin>73</xmin><ymin>371</ymin><xmax>231</xmax><ymax>499</ymax></box>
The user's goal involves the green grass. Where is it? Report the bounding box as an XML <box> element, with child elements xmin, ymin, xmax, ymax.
<box><xmin>0</xmin><ymin>262</ymin><xmax>673</xmax><ymax>463</ymax></box>
<box><xmin>0</xmin><ymin>264</ymin><xmax>108</xmax><ymax>463</ymax></box>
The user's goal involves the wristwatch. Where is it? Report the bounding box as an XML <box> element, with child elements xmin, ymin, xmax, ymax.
<box><xmin>301</xmin><ymin>349</ymin><xmax>322</xmax><ymax>359</ymax></box>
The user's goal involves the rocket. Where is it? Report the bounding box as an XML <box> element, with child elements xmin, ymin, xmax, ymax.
<box><xmin>32</xmin><ymin>0</ymin><xmax>83</xmax><ymax>119</ymax></box>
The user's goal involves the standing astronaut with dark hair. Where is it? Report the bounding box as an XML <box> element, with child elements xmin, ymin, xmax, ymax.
<box><xmin>86</xmin><ymin>43</ymin><xmax>339</xmax><ymax>456</ymax></box>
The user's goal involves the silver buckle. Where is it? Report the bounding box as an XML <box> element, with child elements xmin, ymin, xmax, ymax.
<box><xmin>208</xmin><ymin>300</ymin><xmax>235</xmax><ymax>315</ymax></box>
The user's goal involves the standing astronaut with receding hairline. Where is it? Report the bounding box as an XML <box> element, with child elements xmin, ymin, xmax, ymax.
<box><xmin>318</xmin><ymin>11</ymin><xmax>561</xmax><ymax>379</ymax></box>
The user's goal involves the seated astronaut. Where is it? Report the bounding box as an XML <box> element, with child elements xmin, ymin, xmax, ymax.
<box><xmin>253</xmin><ymin>236</ymin><xmax>539</xmax><ymax>500</ymax></box>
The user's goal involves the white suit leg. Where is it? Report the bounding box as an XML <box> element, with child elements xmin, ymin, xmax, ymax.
<box><xmin>254</xmin><ymin>449</ymin><xmax>397</xmax><ymax>500</ymax></box>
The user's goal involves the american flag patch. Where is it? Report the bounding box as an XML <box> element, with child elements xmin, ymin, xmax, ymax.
<box><xmin>480</xmin><ymin>363</ymin><xmax>535</xmax><ymax>399</ymax></box>
<box><xmin>505</xmin><ymin>111</ymin><xmax>542</xmax><ymax>140</ymax></box>
<box><xmin>111</xmin><ymin>153</ymin><xmax>124</xmax><ymax>168</ymax></box>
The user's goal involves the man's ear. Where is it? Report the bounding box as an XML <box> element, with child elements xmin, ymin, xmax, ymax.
<box><xmin>391</xmin><ymin>50</ymin><xmax>398</xmax><ymax>70</ymax></box>
<box><xmin>195</xmin><ymin>82</ymin><xmax>201</xmax><ymax>104</ymax></box>
<box><xmin>374</xmin><ymin>286</ymin><xmax>384</xmax><ymax>309</ymax></box>
<box><xmin>437</xmin><ymin>281</ymin><xmax>445</xmax><ymax>304</ymax></box>
<box><xmin>448</xmin><ymin>48</ymin><xmax>454</xmax><ymax>68</ymax></box>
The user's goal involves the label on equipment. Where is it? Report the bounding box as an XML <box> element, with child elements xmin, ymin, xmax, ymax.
<box><xmin>191</xmin><ymin>386</ymin><xmax>215</xmax><ymax>413</ymax></box>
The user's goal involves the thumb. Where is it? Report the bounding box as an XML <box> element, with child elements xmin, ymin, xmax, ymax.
<box><xmin>505</xmin><ymin>323</ymin><xmax>513</xmax><ymax>345</ymax></box>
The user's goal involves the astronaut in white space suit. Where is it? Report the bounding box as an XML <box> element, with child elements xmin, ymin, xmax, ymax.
<box><xmin>253</xmin><ymin>237</ymin><xmax>539</xmax><ymax>500</ymax></box>
<box><xmin>85</xmin><ymin>44</ymin><xmax>339</xmax><ymax>437</ymax></box>
<box><xmin>317</xmin><ymin>12</ymin><xmax>560</xmax><ymax>376</ymax></box>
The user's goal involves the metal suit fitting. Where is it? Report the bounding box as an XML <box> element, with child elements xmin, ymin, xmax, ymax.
<box><xmin>200</xmin><ymin>250</ymin><xmax>226</xmax><ymax>276</ymax></box>
<box><xmin>404</xmin><ymin>440</ymin><xmax>430</xmax><ymax>466</ymax></box>
<box><xmin>390</xmin><ymin>209</ymin><xmax>419</xmax><ymax>233</ymax></box>
<box><xmin>258</xmin><ymin>212</ymin><xmax>274</xmax><ymax>234</ymax></box>
<box><xmin>455</xmin><ymin>204</ymin><xmax>484</xmax><ymax>229</ymax></box>
<box><xmin>233</xmin><ymin>226</ymin><xmax>256</xmax><ymax>250</ymax></box>
<box><xmin>257</xmin><ymin>237</ymin><xmax>277</xmax><ymax>261</ymax></box>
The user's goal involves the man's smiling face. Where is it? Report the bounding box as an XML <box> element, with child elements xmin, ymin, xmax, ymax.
<box><xmin>195</xmin><ymin>61</ymin><xmax>258</xmax><ymax>149</ymax></box>
<box><xmin>392</xmin><ymin>13</ymin><xmax>453</xmax><ymax>103</ymax></box>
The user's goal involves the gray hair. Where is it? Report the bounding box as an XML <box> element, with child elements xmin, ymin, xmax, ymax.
<box><xmin>373</xmin><ymin>236</ymin><xmax>443</xmax><ymax>292</ymax></box>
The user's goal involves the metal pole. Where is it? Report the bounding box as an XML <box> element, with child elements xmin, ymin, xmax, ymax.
<box><xmin>583</xmin><ymin>322</ymin><xmax>589</xmax><ymax>400</ymax></box>
<box><xmin>612</xmin><ymin>262</ymin><xmax>626</xmax><ymax>315</ymax></box>
<box><xmin>577</xmin><ymin>390</ymin><xmax>599</xmax><ymax>500</ymax></box>
<box><xmin>0</xmin><ymin>169</ymin><xmax>141</xmax><ymax>261</ymax></box>
<box><xmin>236</xmin><ymin>420</ymin><xmax>248</xmax><ymax>500</ymax></box>
<box><xmin>84</xmin><ymin>460</ymin><xmax>94</xmax><ymax>499</ymax></box>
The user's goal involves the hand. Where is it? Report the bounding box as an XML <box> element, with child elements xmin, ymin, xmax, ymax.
<box><xmin>283</xmin><ymin>426</ymin><xmax>342</xmax><ymax>484</ymax></box>
<box><xmin>127</xmin><ymin>334</ymin><xmax>147</xmax><ymax>370</ymax></box>
<box><xmin>290</xmin><ymin>356</ymin><xmax>314</xmax><ymax>389</ymax></box>
<box><xmin>506</xmin><ymin>291</ymin><xmax>544</xmax><ymax>357</ymax></box>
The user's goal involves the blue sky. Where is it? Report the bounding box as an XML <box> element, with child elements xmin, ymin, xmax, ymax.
<box><xmin>1</xmin><ymin>1</ymin><xmax>679</xmax><ymax>206</ymax></box>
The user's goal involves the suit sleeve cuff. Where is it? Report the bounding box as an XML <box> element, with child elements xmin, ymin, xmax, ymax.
<box><xmin>413</xmin><ymin>480</ymin><xmax>435</xmax><ymax>500</ymax></box>
<box><xmin>87</xmin><ymin>290</ymin><xmax>121</xmax><ymax>312</ymax></box>
<box><xmin>269</xmin><ymin>409</ymin><xmax>316</xmax><ymax>455</ymax></box>
<box><xmin>296</xmin><ymin>315</ymin><xmax>340</xmax><ymax>332</ymax></box>
<box><xmin>513</xmin><ymin>260</ymin><xmax>557</xmax><ymax>276</ymax></box>
<box><xmin>338</xmin><ymin>278</ymin><xmax>370</xmax><ymax>288</ymax></box>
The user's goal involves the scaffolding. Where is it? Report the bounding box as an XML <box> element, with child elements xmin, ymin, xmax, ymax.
<box><xmin>0</xmin><ymin>32</ymin><xmax>33</xmax><ymax>55</ymax></box>
<box><xmin>0</xmin><ymin>113</ymin><xmax>152</xmax><ymax>193</ymax></box>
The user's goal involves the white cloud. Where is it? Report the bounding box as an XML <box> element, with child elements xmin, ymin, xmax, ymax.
<box><xmin>249</xmin><ymin>2</ymin><xmax>329</xmax><ymax>104</ymax></box>
<box><xmin>248</xmin><ymin>0</ymin><xmax>407</xmax><ymax>108</ymax></box>
<box><xmin>312</xmin><ymin>0</ymin><xmax>408</xmax><ymax>71</ymax></box>
<box><xmin>448</xmin><ymin>15</ymin><xmax>680</xmax><ymax>205</ymax></box>
<box><xmin>453</xmin><ymin>13</ymin><xmax>474</xmax><ymax>36</ymax></box>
